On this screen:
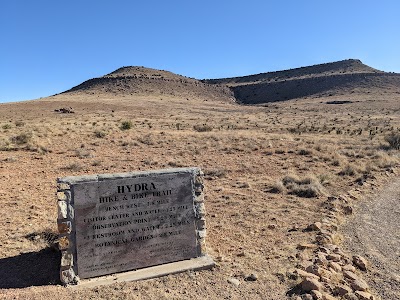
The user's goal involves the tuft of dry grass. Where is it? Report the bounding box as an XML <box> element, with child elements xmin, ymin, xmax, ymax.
<box><xmin>94</xmin><ymin>130</ymin><xmax>107</xmax><ymax>138</ymax></box>
<box><xmin>268</xmin><ymin>181</ymin><xmax>286</xmax><ymax>193</ymax></box>
<box><xmin>384</xmin><ymin>132</ymin><xmax>400</xmax><ymax>150</ymax></box>
<box><xmin>204</xmin><ymin>168</ymin><xmax>227</xmax><ymax>178</ymax></box>
<box><xmin>61</xmin><ymin>162</ymin><xmax>83</xmax><ymax>171</ymax></box>
<box><xmin>276</xmin><ymin>174</ymin><xmax>326</xmax><ymax>197</ymax></box>
<box><xmin>11</xmin><ymin>132</ymin><xmax>32</xmax><ymax>145</ymax></box>
<box><xmin>338</xmin><ymin>164</ymin><xmax>357</xmax><ymax>176</ymax></box>
<box><xmin>193</xmin><ymin>124</ymin><xmax>213</xmax><ymax>132</ymax></box>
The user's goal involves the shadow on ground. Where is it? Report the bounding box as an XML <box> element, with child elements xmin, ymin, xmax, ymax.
<box><xmin>0</xmin><ymin>248</ymin><xmax>61</xmax><ymax>288</ymax></box>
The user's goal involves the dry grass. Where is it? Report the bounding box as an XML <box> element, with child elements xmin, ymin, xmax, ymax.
<box><xmin>0</xmin><ymin>91</ymin><xmax>399</xmax><ymax>299</ymax></box>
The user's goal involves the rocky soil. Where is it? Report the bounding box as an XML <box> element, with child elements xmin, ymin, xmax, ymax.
<box><xmin>0</xmin><ymin>60</ymin><xmax>399</xmax><ymax>299</ymax></box>
<box><xmin>342</xmin><ymin>177</ymin><xmax>400</xmax><ymax>299</ymax></box>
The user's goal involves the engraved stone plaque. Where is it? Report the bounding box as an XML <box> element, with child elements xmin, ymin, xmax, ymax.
<box><xmin>57</xmin><ymin>168</ymin><xmax>210</xmax><ymax>285</ymax></box>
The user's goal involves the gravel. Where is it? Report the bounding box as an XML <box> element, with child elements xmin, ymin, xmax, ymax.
<box><xmin>342</xmin><ymin>177</ymin><xmax>400</xmax><ymax>299</ymax></box>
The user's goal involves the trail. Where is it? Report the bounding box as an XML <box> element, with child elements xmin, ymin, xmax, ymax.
<box><xmin>342</xmin><ymin>177</ymin><xmax>400</xmax><ymax>300</ymax></box>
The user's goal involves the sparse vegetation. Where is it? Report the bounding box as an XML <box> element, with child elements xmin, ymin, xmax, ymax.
<box><xmin>94</xmin><ymin>130</ymin><xmax>107</xmax><ymax>138</ymax></box>
<box><xmin>120</xmin><ymin>120</ymin><xmax>133</xmax><ymax>130</ymax></box>
<box><xmin>268</xmin><ymin>181</ymin><xmax>286</xmax><ymax>193</ymax></box>
<box><xmin>0</xmin><ymin>60</ymin><xmax>399</xmax><ymax>299</ymax></box>
<box><xmin>281</xmin><ymin>174</ymin><xmax>325</xmax><ymax>197</ymax></box>
<box><xmin>298</xmin><ymin>148</ymin><xmax>312</xmax><ymax>155</ymax></box>
<box><xmin>204</xmin><ymin>168</ymin><xmax>227</xmax><ymax>178</ymax></box>
<box><xmin>62</xmin><ymin>162</ymin><xmax>83</xmax><ymax>171</ymax></box>
<box><xmin>338</xmin><ymin>164</ymin><xmax>357</xmax><ymax>176</ymax></box>
<box><xmin>193</xmin><ymin>124</ymin><xmax>213</xmax><ymax>132</ymax></box>
<box><xmin>11</xmin><ymin>132</ymin><xmax>32</xmax><ymax>145</ymax></box>
<box><xmin>385</xmin><ymin>132</ymin><xmax>400</xmax><ymax>150</ymax></box>
<box><xmin>15</xmin><ymin>120</ymin><xmax>25</xmax><ymax>127</ymax></box>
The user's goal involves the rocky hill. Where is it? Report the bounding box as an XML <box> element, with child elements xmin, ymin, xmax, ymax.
<box><xmin>204</xmin><ymin>59</ymin><xmax>400</xmax><ymax>104</ymax></box>
<box><xmin>61</xmin><ymin>66</ymin><xmax>234</xmax><ymax>102</ymax></box>
<box><xmin>61</xmin><ymin>60</ymin><xmax>400</xmax><ymax>105</ymax></box>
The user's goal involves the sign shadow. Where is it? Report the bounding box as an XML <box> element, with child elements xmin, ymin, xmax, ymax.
<box><xmin>0</xmin><ymin>247</ymin><xmax>61</xmax><ymax>288</ymax></box>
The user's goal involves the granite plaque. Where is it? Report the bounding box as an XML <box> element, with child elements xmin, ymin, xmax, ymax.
<box><xmin>56</xmin><ymin>168</ymin><xmax>210</xmax><ymax>285</ymax></box>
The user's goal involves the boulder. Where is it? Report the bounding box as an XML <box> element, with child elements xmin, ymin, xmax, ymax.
<box><xmin>351</xmin><ymin>278</ymin><xmax>369</xmax><ymax>291</ymax></box>
<box><xmin>295</xmin><ymin>269</ymin><xmax>320</xmax><ymax>280</ymax></box>
<box><xmin>353</xmin><ymin>255</ymin><xmax>368</xmax><ymax>271</ymax></box>
<box><xmin>310</xmin><ymin>289</ymin><xmax>323</xmax><ymax>299</ymax></box>
<box><xmin>301</xmin><ymin>277</ymin><xmax>323</xmax><ymax>292</ymax></box>
<box><xmin>354</xmin><ymin>291</ymin><xmax>374</xmax><ymax>300</ymax></box>
<box><xmin>334</xmin><ymin>284</ymin><xmax>352</xmax><ymax>296</ymax></box>
<box><xmin>343</xmin><ymin>270</ymin><xmax>359</xmax><ymax>281</ymax></box>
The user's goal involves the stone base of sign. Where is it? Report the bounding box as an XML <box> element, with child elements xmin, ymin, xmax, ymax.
<box><xmin>69</xmin><ymin>256</ymin><xmax>215</xmax><ymax>289</ymax></box>
<box><xmin>57</xmin><ymin>167</ymin><xmax>212</xmax><ymax>286</ymax></box>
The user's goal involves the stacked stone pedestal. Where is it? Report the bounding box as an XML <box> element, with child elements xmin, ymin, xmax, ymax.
<box><xmin>56</xmin><ymin>168</ymin><xmax>212</xmax><ymax>286</ymax></box>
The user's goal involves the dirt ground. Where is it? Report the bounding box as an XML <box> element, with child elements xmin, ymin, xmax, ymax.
<box><xmin>0</xmin><ymin>92</ymin><xmax>399</xmax><ymax>299</ymax></box>
<box><xmin>342</xmin><ymin>177</ymin><xmax>400</xmax><ymax>300</ymax></box>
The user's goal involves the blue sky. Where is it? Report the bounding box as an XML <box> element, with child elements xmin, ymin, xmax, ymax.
<box><xmin>1</xmin><ymin>1</ymin><xmax>399</xmax><ymax>103</ymax></box>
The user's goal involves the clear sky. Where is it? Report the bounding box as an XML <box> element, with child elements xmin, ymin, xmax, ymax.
<box><xmin>1</xmin><ymin>0</ymin><xmax>399</xmax><ymax>103</ymax></box>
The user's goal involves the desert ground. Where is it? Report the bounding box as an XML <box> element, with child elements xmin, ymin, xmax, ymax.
<box><xmin>0</xmin><ymin>61</ymin><xmax>399</xmax><ymax>299</ymax></box>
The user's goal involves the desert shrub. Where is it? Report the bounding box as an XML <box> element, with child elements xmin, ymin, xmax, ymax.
<box><xmin>298</xmin><ymin>149</ymin><xmax>312</xmax><ymax>155</ymax></box>
<box><xmin>282</xmin><ymin>174</ymin><xmax>300</xmax><ymax>186</ymax></box>
<box><xmin>167</xmin><ymin>160</ymin><xmax>185</xmax><ymax>168</ymax></box>
<box><xmin>204</xmin><ymin>168</ymin><xmax>227</xmax><ymax>178</ymax></box>
<box><xmin>120</xmin><ymin>121</ymin><xmax>133</xmax><ymax>130</ymax></box>
<box><xmin>91</xmin><ymin>160</ymin><xmax>102</xmax><ymax>166</ymax></box>
<box><xmin>288</xmin><ymin>183</ymin><xmax>322</xmax><ymax>198</ymax></box>
<box><xmin>275</xmin><ymin>149</ymin><xmax>286</xmax><ymax>154</ymax></box>
<box><xmin>384</xmin><ymin>132</ymin><xmax>400</xmax><ymax>150</ymax></box>
<box><xmin>74</xmin><ymin>149</ymin><xmax>93</xmax><ymax>158</ymax></box>
<box><xmin>281</xmin><ymin>174</ymin><xmax>324</xmax><ymax>198</ymax></box>
<box><xmin>338</xmin><ymin>164</ymin><xmax>357</xmax><ymax>176</ymax></box>
<box><xmin>62</xmin><ymin>162</ymin><xmax>82</xmax><ymax>171</ymax></box>
<box><xmin>138</xmin><ymin>134</ymin><xmax>154</xmax><ymax>145</ymax></box>
<box><xmin>317</xmin><ymin>174</ymin><xmax>331</xmax><ymax>186</ymax></box>
<box><xmin>331</xmin><ymin>154</ymin><xmax>345</xmax><ymax>166</ymax></box>
<box><xmin>26</xmin><ymin>143</ymin><xmax>50</xmax><ymax>154</ymax></box>
<box><xmin>15</xmin><ymin>120</ymin><xmax>25</xmax><ymax>127</ymax></box>
<box><xmin>193</xmin><ymin>124</ymin><xmax>213</xmax><ymax>132</ymax></box>
<box><xmin>373</xmin><ymin>151</ymin><xmax>398</xmax><ymax>168</ymax></box>
<box><xmin>2</xmin><ymin>124</ymin><xmax>12</xmax><ymax>130</ymax></box>
<box><xmin>10</xmin><ymin>132</ymin><xmax>32</xmax><ymax>145</ymax></box>
<box><xmin>94</xmin><ymin>130</ymin><xmax>107</xmax><ymax>138</ymax></box>
<box><xmin>268</xmin><ymin>181</ymin><xmax>286</xmax><ymax>193</ymax></box>
<box><xmin>142</xmin><ymin>159</ymin><xmax>158</xmax><ymax>166</ymax></box>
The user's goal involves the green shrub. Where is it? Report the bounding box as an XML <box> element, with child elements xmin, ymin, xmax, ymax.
<box><xmin>120</xmin><ymin>121</ymin><xmax>133</xmax><ymax>130</ymax></box>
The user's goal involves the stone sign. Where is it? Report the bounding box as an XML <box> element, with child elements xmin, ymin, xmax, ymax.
<box><xmin>57</xmin><ymin>168</ymin><xmax>212</xmax><ymax>285</ymax></box>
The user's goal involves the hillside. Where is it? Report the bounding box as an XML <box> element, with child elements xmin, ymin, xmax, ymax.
<box><xmin>62</xmin><ymin>66</ymin><xmax>234</xmax><ymax>102</ymax></box>
<box><xmin>204</xmin><ymin>59</ymin><xmax>400</xmax><ymax>104</ymax></box>
<box><xmin>62</xmin><ymin>60</ymin><xmax>400</xmax><ymax>105</ymax></box>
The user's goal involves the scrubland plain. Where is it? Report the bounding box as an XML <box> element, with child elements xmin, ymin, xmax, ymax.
<box><xmin>0</xmin><ymin>60</ymin><xmax>399</xmax><ymax>299</ymax></box>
